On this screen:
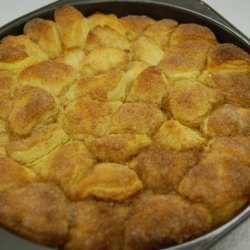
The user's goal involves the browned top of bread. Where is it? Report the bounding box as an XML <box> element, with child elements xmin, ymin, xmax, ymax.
<box><xmin>169</xmin><ymin>23</ymin><xmax>217</xmax><ymax>45</ymax></box>
<box><xmin>120</xmin><ymin>15</ymin><xmax>156</xmax><ymax>40</ymax></box>
<box><xmin>0</xmin><ymin>4</ymin><xmax>249</xmax><ymax>250</ymax></box>
<box><xmin>0</xmin><ymin>44</ymin><xmax>28</xmax><ymax>63</ymax></box>
<box><xmin>54</xmin><ymin>5</ymin><xmax>89</xmax><ymax>49</ymax></box>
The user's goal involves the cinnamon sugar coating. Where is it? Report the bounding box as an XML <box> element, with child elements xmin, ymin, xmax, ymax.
<box><xmin>0</xmin><ymin>4</ymin><xmax>249</xmax><ymax>250</ymax></box>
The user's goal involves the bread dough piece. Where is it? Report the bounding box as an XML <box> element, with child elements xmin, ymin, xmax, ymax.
<box><xmin>179</xmin><ymin>150</ymin><xmax>250</xmax><ymax>225</ymax></box>
<box><xmin>64</xmin><ymin>69</ymin><xmax>129</xmax><ymax>103</ymax></box>
<box><xmin>124</xmin><ymin>193</ymin><xmax>212</xmax><ymax>250</ymax></box>
<box><xmin>85</xmin><ymin>134</ymin><xmax>152</xmax><ymax>163</ymax></box>
<box><xmin>0</xmin><ymin>76</ymin><xmax>16</xmax><ymax>120</ymax></box>
<box><xmin>169</xmin><ymin>23</ymin><xmax>217</xmax><ymax>45</ymax></box>
<box><xmin>7</xmin><ymin>124</ymin><xmax>69</xmax><ymax>168</ymax></box>
<box><xmin>9</xmin><ymin>85</ymin><xmax>59</xmax><ymax>136</ymax></box>
<box><xmin>18</xmin><ymin>60</ymin><xmax>80</xmax><ymax>97</ymax></box>
<box><xmin>202</xmin><ymin>104</ymin><xmax>250</xmax><ymax>136</ymax></box>
<box><xmin>46</xmin><ymin>141</ymin><xmax>95</xmax><ymax>197</ymax></box>
<box><xmin>110</xmin><ymin>103</ymin><xmax>166</xmax><ymax>136</ymax></box>
<box><xmin>132</xmin><ymin>36</ymin><xmax>165</xmax><ymax>65</ymax></box>
<box><xmin>144</xmin><ymin>19</ymin><xmax>178</xmax><ymax>48</ymax></box>
<box><xmin>56</xmin><ymin>48</ymin><xmax>85</xmax><ymax>71</ymax></box>
<box><xmin>86</xmin><ymin>25</ymin><xmax>130</xmax><ymax>51</ymax></box>
<box><xmin>0</xmin><ymin>183</ymin><xmax>70</xmax><ymax>246</ymax></box>
<box><xmin>154</xmin><ymin>120</ymin><xmax>205</xmax><ymax>151</ymax></box>
<box><xmin>65</xmin><ymin>200</ymin><xmax>130</xmax><ymax>250</ymax></box>
<box><xmin>0</xmin><ymin>156</ymin><xmax>35</xmax><ymax>193</ymax></box>
<box><xmin>61</xmin><ymin>98</ymin><xmax>121</xmax><ymax>138</ymax></box>
<box><xmin>130</xmin><ymin>146</ymin><xmax>199</xmax><ymax>193</ymax></box>
<box><xmin>71</xmin><ymin>163</ymin><xmax>142</xmax><ymax>200</ymax></box>
<box><xmin>88</xmin><ymin>12</ymin><xmax>126</xmax><ymax>36</ymax></box>
<box><xmin>2</xmin><ymin>35</ymin><xmax>48</xmax><ymax>61</ymax></box>
<box><xmin>81</xmin><ymin>47</ymin><xmax>130</xmax><ymax>76</ymax></box>
<box><xmin>167</xmin><ymin>81</ymin><xmax>223</xmax><ymax>127</ymax></box>
<box><xmin>55</xmin><ymin>5</ymin><xmax>89</xmax><ymax>49</ymax></box>
<box><xmin>24</xmin><ymin>18</ymin><xmax>62</xmax><ymax>58</ymax></box>
<box><xmin>206</xmin><ymin>43</ymin><xmax>250</xmax><ymax>73</ymax></box>
<box><xmin>120</xmin><ymin>15</ymin><xmax>155</xmax><ymax>40</ymax></box>
<box><xmin>126</xmin><ymin>66</ymin><xmax>169</xmax><ymax>105</ymax></box>
<box><xmin>0</xmin><ymin>44</ymin><xmax>38</xmax><ymax>72</ymax></box>
<box><xmin>159</xmin><ymin>41</ymin><xmax>210</xmax><ymax>81</ymax></box>
<box><xmin>200</xmin><ymin>71</ymin><xmax>250</xmax><ymax>107</ymax></box>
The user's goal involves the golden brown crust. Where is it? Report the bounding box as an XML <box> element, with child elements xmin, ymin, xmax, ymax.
<box><xmin>0</xmin><ymin>5</ymin><xmax>250</xmax><ymax>249</ymax></box>
<box><xmin>126</xmin><ymin>66</ymin><xmax>169</xmax><ymax>105</ymax></box>
<box><xmin>24</xmin><ymin>18</ymin><xmax>62</xmax><ymax>59</ymax></box>
<box><xmin>154</xmin><ymin>120</ymin><xmax>206</xmax><ymax>151</ymax></box>
<box><xmin>0</xmin><ymin>182</ymin><xmax>71</xmax><ymax>246</ymax></box>
<box><xmin>120</xmin><ymin>15</ymin><xmax>156</xmax><ymax>40</ymax></box>
<box><xmin>72</xmin><ymin>163</ymin><xmax>142</xmax><ymax>200</ymax></box>
<box><xmin>206</xmin><ymin>136</ymin><xmax>250</xmax><ymax>166</ymax></box>
<box><xmin>55</xmin><ymin>5</ymin><xmax>89</xmax><ymax>49</ymax></box>
<box><xmin>81</xmin><ymin>47</ymin><xmax>130</xmax><ymax>76</ymax></box>
<box><xmin>7</xmin><ymin>124</ymin><xmax>69</xmax><ymax>168</ymax></box>
<box><xmin>159</xmin><ymin>41</ymin><xmax>211</xmax><ymax>81</ymax></box>
<box><xmin>0</xmin><ymin>76</ymin><xmax>16</xmax><ymax>120</ymax></box>
<box><xmin>65</xmin><ymin>200</ymin><xmax>130</xmax><ymax>250</ymax></box>
<box><xmin>167</xmin><ymin>81</ymin><xmax>224</xmax><ymax>127</ymax></box>
<box><xmin>46</xmin><ymin>141</ymin><xmax>95</xmax><ymax>196</ymax></box>
<box><xmin>0</xmin><ymin>44</ymin><xmax>37</xmax><ymax>71</ymax></box>
<box><xmin>86</xmin><ymin>25</ymin><xmax>130</xmax><ymax>51</ymax></box>
<box><xmin>130</xmin><ymin>146</ymin><xmax>200</xmax><ymax>193</ymax></box>
<box><xmin>132</xmin><ymin>36</ymin><xmax>165</xmax><ymax>65</ymax></box>
<box><xmin>200</xmin><ymin>71</ymin><xmax>250</xmax><ymax>107</ymax></box>
<box><xmin>88</xmin><ymin>12</ymin><xmax>126</xmax><ymax>36</ymax></box>
<box><xmin>0</xmin><ymin>120</ymin><xmax>9</xmax><ymax>155</ymax></box>
<box><xmin>178</xmin><ymin>151</ymin><xmax>250</xmax><ymax>225</ymax></box>
<box><xmin>61</xmin><ymin>98</ymin><xmax>121</xmax><ymax>138</ymax></box>
<box><xmin>0</xmin><ymin>156</ymin><xmax>36</xmax><ymax>193</ymax></box>
<box><xmin>179</xmin><ymin>136</ymin><xmax>250</xmax><ymax>224</ymax></box>
<box><xmin>55</xmin><ymin>48</ymin><xmax>85</xmax><ymax>71</ymax></box>
<box><xmin>84</xmin><ymin>134</ymin><xmax>152</xmax><ymax>163</ymax></box>
<box><xmin>2</xmin><ymin>35</ymin><xmax>48</xmax><ymax>61</ymax></box>
<box><xmin>207</xmin><ymin>43</ymin><xmax>250</xmax><ymax>72</ymax></box>
<box><xmin>64</xmin><ymin>69</ymin><xmax>128</xmax><ymax>103</ymax></box>
<box><xmin>125</xmin><ymin>61</ymin><xmax>150</xmax><ymax>83</ymax></box>
<box><xmin>144</xmin><ymin>19</ymin><xmax>178</xmax><ymax>48</ymax></box>
<box><xmin>0</xmin><ymin>44</ymin><xmax>28</xmax><ymax>63</ymax></box>
<box><xmin>110</xmin><ymin>102</ymin><xmax>166</xmax><ymax>135</ymax></box>
<box><xmin>169</xmin><ymin>23</ymin><xmax>217</xmax><ymax>45</ymax></box>
<box><xmin>8</xmin><ymin>85</ymin><xmax>59</xmax><ymax>136</ymax></box>
<box><xmin>124</xmin><ymin>193</ymin><xmax>212</xmax><ymax>250</ymax></box>
<box><xmin>202</xmin><ymin>104</ymin><xmax>250</xmax><ymax>137</ymax></box>
<box><xmin>18</xmin><ymin>60</ymin><xmax>80</xmax><ymax>96</ymax></box>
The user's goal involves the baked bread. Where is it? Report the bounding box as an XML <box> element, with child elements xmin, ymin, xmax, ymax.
<box><xmin>0</xmin><ymin>4</ymin><xmax>249</xmax><ymax>250</ymax></box>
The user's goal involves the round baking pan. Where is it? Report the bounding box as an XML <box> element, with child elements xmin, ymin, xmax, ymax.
<box><xmin>0</xmin><ymin>0</ymin><xmax>249</xmax><ymax>250</ymax></box>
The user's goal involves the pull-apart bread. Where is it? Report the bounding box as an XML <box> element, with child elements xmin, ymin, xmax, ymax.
<box><xmin>0</xmin><ymin>5</ymin><xmax>249</xmax><ymax>250</ymax></box>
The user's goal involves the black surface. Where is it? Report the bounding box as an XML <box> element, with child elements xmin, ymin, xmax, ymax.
<box><xmin>0</xmin><ymin>1</ymin><xmax>249</xmax><ymax>250</ymax></box>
